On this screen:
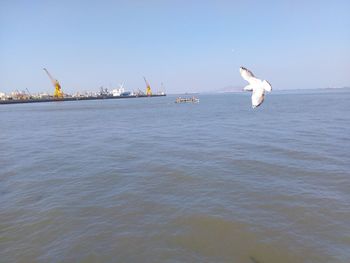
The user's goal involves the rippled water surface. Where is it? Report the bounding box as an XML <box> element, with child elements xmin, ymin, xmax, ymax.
<box><xmin>1</xmin><ymin>91</ymin><xmax>350</xmax><ymax>263</ymax></box>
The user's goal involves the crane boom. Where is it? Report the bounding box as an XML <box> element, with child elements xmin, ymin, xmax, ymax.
<box><xmin>43</xmin><ymin>68</ymin><xmax>58</xmax><ymax>86</ymax></box>
<box><xmin>26</xmin><ymin>88</ymin><xmax>32</xmax><ymax>97</ymax></box>
<box><xmin>43</xmin><ymin>68</ymin><xmax>63</xmax><ymax>98</ymax></box>
<box><xmin>143</xmin><ymin>76</ymin><xmax>149</xmax><ymax>86</ymax></box>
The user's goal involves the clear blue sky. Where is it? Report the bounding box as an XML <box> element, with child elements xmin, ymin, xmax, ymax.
<box><xmin>1</xmin><ymin>0</ymin><xmax>349</xmax><ymax>94</ymax></box>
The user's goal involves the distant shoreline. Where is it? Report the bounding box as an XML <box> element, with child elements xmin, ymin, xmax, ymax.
<box><xmin>0</xmin><ymin>94</ymin><xmax>166</xmax><ymax>105</ymax></box>
<box><xmin>177</xmin><ymin>87</ymin><xmax>350</xmax><ymax>95</ymax></box>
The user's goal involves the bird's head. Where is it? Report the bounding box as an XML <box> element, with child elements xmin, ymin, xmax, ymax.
<box><xmin>239</xmin><ymin>66</ymin><xmax>247</xmax><ymax>74</ymax></box>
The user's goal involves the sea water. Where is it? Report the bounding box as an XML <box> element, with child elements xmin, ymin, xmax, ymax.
<box><xmin>1</xmin><ymin>90</ymin><xmax>349</xmax><ymax>262</ymax></box>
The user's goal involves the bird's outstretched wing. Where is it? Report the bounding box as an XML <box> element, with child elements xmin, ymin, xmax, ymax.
<box><xmin>240</xmin><ymin>67</ymin><xmax>258</xmax><ymax>84</ymax></box>
<box><xmin>252</xmin><ymin>87</ymin><xmax>265</xmax><ymax>108</ymax></box>
<box><xmin>262</xmin><ymin>80</ymin><xmax>272</xmax><ymax>92</ymax></box>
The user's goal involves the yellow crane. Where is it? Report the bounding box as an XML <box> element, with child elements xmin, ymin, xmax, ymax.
<box><xmin>43</xmin><ymin>68</ymin><xmax>63</xmax><ymax>98</ymax></box>
<box><xmin>143</xmin><ymin>77</ymin><xmax>152</xmax><ymax>96</ymax></box>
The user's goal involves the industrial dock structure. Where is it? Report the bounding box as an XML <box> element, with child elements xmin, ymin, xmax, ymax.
<box><xmin>0</xmin><ymin>69</ymin><xmax>166</xmax><ymax>105</ymax></box>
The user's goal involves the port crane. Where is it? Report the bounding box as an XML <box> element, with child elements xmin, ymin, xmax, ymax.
<box><xmin>143</xmin><ymin>77</ymin><xmax>152</xmax><ymax>96</ymax></box>
<box><xmin>43</xmin><ymin>68</ymin><xmax>63</xmax><ymax>98</ymax></box>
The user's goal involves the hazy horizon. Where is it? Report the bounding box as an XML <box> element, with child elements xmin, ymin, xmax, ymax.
<box><xmin>1</xmin><ymin>0</ymin><xmax>349</xmax><ymax>94</ymax></box>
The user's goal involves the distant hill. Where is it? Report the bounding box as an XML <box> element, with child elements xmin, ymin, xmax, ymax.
<box><xmin>323</xmin><ymin>86</ymin><xmax>350</xmax><ymax>90</ymax></box>
<box><xmin>217</xmin><ymin>85</ymin><xmax>243</xmax><ymax>93</ymax></box>
<box><xmin>212</xmin><ymin>85</ymin><xmax>350</xmax><ymax>94</ymax></box>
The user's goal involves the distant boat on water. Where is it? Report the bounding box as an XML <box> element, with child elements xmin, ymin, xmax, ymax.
<box><xmin>175</xmin><ymin>96</ymin><xmax>199</xmax><ymax>103</ymax></box>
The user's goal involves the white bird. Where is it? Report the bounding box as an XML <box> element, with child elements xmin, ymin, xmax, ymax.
<box><xmin>240</xmin><ymin>67</ymin><xmax>272</xmax><ymax>108</ymax></box>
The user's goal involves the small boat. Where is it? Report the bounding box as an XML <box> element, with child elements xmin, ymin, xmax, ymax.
<box><xmin>175</xmin><ymin>96</ymin><xmax>199</xmax><ymax>103</ymax></box>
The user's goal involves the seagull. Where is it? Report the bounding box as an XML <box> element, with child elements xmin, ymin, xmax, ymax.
<box><xmin>240</xmin><ymin>67</ymin><xmax>272</xmax><ymax>108</ymax></box>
